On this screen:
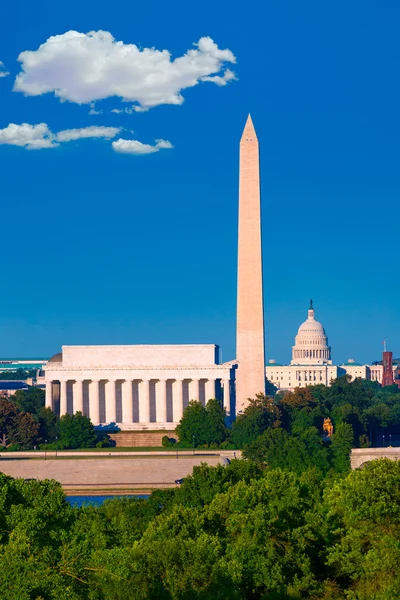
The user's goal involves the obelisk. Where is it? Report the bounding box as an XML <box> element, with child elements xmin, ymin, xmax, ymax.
<box><xmin>236</xmin><ymin>115</ymin><xmax>266</xmax><ymax>410</ymax></box>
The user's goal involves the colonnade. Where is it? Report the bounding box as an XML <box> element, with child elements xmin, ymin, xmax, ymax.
<box><xmin>292</xmin><ymin>348</ymin><xmax>330</xmax><ymax>360</ymax></box>
<box><xmin>46</xmin><ymin>376</ymin><xmax>231</xmax><ymax>425</ymax></box>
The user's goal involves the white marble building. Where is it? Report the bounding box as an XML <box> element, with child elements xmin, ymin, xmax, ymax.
<box><xmin>266</xmin><ymin>303</ymin><xmax>396</xmax><ymax>391</ymax></box>
<box><xmin>45</xmin><ymin>344</ymin><xmax>235</xmax><ymax>429</ymax></box>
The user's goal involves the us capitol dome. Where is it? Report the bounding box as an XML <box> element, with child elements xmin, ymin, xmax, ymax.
<box><xmin>291</xmin><ymin>300</ymin><xmax>332</xmax><ymax>365</ymax></box>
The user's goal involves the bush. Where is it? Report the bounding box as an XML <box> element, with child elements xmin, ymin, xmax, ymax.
<box><xmin>6</xmin><ymin>443</ymin><xmax>20</xmax><ymax>452</ymax></box>
<box><xmin>95</xmin><ymin>435</ymin><xmax>114</xmax><ymax>448</ymax></box>
<box><xmin>38</xmin><ymin>441</ymin><xmax>65</xmax><ymax>450</ymax></box>
<box><xmin>162</xmin><ymin>436</ymin><xmax>176</xmax><ymax>448</ymax></box>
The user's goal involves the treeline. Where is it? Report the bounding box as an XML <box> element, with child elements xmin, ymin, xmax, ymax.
<box><xmin>0</xmin><ymin>368</ymin><xmax>38</xmax><ymax>380</ymax></box>
<box><xmin>0</xmin><ymin>388</ymin><xmax>110</xmax><ymax>450</ymax></box>
<box><xmin>175</xmin><ymin>376</ymin><xmax>400</xmax><ymax>471</ymax></box>
<box><xmin>0</xmin><ymin>459</ymin><xmax>399</xmax><ymax>599</ymax></box>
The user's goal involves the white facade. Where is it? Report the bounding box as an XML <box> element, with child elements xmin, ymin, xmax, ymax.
<box><xmin>45</xmin><ymin>344</ymin><xmax>235</xmax><ymax>429</ymax></box>
<box><xmin>266</xmin><ymin>363</ymin><xmax>341</xmax><ymax>390</ymax></box>
<box><xmin>266</xmin><ymin>304</ymin><xmax>395</xmax><ymax>391</ymax></box>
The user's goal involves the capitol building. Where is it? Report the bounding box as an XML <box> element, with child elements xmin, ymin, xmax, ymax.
<box><xmin>266</xmin><ymin>301</ymin><xmax>390</xmax><ymax>390</ymax></box>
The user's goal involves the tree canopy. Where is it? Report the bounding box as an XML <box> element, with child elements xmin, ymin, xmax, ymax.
<box><xmin>1</xmin><ymin>458</ymin><xmax>400</xmax><ymax>598</ymax></box>
<box><xmin>175</xmin><ymin>399</ymin><xmax>228</xmax><ymax>447</ymax></box>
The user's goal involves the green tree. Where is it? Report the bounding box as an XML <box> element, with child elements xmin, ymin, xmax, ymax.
<box><xmin>243</xmin><ymin>427</ymin><xmax>289</xmax><ymax>465</ymax></box>
<box><xmin>175</xmin><ymin>400</ymin><xmax>208</xmax><ymax>446</ymax></box>
<box><xmin>330</xmin><ymin>422</ymin><xmax>353</xmax><ymax>473</ymax></box>
<box><xmin>176</xmin><ymin>399</ymin><xmax>228</xmax><ymax>447</ymax></box>
<box><xmin>37</xmin><ymin>406</ymin><xmax>60</xmax><ymax>443</ymax></box>
<box><xmin>0</xmin><ymin>399</ymin><xmax>39</xmax><ymax>449</ymax></box>
<box><xmin>204</xmin><ymin>398</ymin><xmax>228</xmax><ymax>446</ymax></box>
<box><xmin>325</xmin><ymin>459</ymin><xmax>400</xmax><ymax>599</ymax></box>
<box><xmin>59</xmin><ymin>411</ymin><xmax>97</xmax><ymax>449</ymax></box>
<box><xmin>230</xmin><ymin>393</ymin><xmax>280</xmax><ymax>448</ymax></box>
<box><xmin>12</xmin><ymin>387</ymin><xmax>45</xmax><ymax>415</ymax></box>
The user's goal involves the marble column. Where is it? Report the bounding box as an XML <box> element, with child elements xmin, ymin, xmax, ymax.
<box><xmin>105</xmin><ymin>379</ymin><xmax>117</xmax><ymax>423</ymax></box>
<box><xmin>139</xmin><ymin>379</ymin><xmax>151</xmax><ymax>423</ymax></box>
<box><xmin>223</xmin><ymin>378</ymin><xmax>231</xmax><ymax>416</ymax></box>
<box><xmin>122</xmin><ymin>380</ymin><xmax>134</xmax><ymax>424</ymax></box>
<box><xmin>74</xmin><ymin>379</ymin><xmax>84</xmax><ymax>414</ymax></box>
<box><xmin>205</xmin><ymin>378</ymin><xmax>215</xmax><ymax>402</ymax></box>
<box><xmin>59</xmin><ymin>379</ymin><xmax>68</xmax><ymax>417</ymax></box>
<box><xmin>189</xmin><ymin>378</ymin><xmax>199</xmax><ymax>402</ymax></box>
<box><xmin>45</xmin><ymin>381</ymin><xmax>53</xmax><ymax>409</ymax></box>
<box><xmin>90</xmin><ymin>379</ymin><xmax>100</xmax><ymax>425</ymax></box>
<box><xmin>156</xmin><ymin>379</ymin><xmax>167</xmax><ymax>423</ymax></box>
<box><xmin>173</xmin><ymin>378</ymin><xmax>183</xmax><ymax>422</ymax></box>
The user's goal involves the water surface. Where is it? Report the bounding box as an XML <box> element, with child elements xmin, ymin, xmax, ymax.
<box><xmin>67</xmin><ymin>495</ymin><xmax>148</xmax><ymax>507</ymax></box>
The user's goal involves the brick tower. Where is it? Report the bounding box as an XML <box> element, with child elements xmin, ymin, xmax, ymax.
<box><xmin>236</xmin><ymin>115</ymin><xmax>266</xmax><ymax>410</ymax></box>
<box><xmin>382</xmin><ymin>350</ymin><xmax>394</xmax><ymax>386</ymax></box>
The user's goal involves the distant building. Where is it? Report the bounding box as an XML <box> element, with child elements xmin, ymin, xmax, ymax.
<box><xmin>0</xmin><ymin>358</ymin><xmax>48</xmax><ymax>372</ymax></box>
<box><xmin>266</xmin><ymin>302</ymin><xmax>396</xmax><ymax>391</ymax></box>
<box><xmin>0</xmin><ymin>381</ymin><xmax>31</xmax><ymax>397</ymax></box>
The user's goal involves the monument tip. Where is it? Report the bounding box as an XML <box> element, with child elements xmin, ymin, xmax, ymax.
<box><xmin>241</xmin><ymin>114</ymin><xmax>257</xmax><ymax>140</ymax></box>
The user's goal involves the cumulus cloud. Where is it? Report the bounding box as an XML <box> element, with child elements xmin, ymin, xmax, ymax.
<box><xmin>112</xmin><ymin>138</ymin><xmax>173</xmax><ymax>155</ymax></box>
<box><xmin>56</xmin><ymin>125</ymin><xmax>120</xmax><ymax>142</ymax></box>
<box><xmin>13</xmin><ymin>30</ymin><xmax>237</xmax><ymax>110</ymax></box>
<box><xmin>0</xmin><ymin>61</ymin><xmax>9</xmax><ymax>78</ymax></box>
<box><xmin>0</xmin><ymin>123</ymin><xmax>56</xmax><ymax>149</ymax></box>
<box><xmin>0</xmin><ymin>123</ymin><xmax>120</xmax><ymax>150</ymax></box>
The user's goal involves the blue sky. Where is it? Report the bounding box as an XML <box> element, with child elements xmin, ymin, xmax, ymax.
<box><xmin>0</xmin><ymin>0</ymin><xmax>399</xmax><ymax>364</ymax></box>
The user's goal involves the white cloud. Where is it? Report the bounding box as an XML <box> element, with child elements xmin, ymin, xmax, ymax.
<box><xmin>0</xmin><ymin>123</ymin><xmax>120</xmax><ymax>150</ymax></box>
<box><xmin>0</xmin><ymin>61</ymin><xmax>9</xmax><ymax>78</ymax></box>
<box><xmin>112</xmin><ymin>138</ymin><xmax>173</xmax><ymax>155</ymax></box>
<box><xmin>56</xmin><ymin>125</ymin><xmax>120</xmax><ymax>142</ymax></box>
<box><xmin>111</xmin><ymin>106</ymin><xmax>138</xmax><ymax>115</ymax></box>
<box><xmin>0</xmin><ymin>123</ymin><xmax>57</xmax><ymax>149</ymax></box>
<box><xmin>201</xmin><ymin>68</ymin><xmax>236</xmax><ymax>86</ymax></box>
<box><xmin>14</xmin><ymin>30</ymin><xmax>236</xmax><ymax>110</ymax></box>
<box><xmin>88</xmin><ymin>103</ymin><xmax>102</xmax><ymax>115</ymax></box>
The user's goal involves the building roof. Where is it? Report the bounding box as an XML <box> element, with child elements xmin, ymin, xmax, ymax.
<box><xmin>0</xmin><ymin>382</ymin><xmax>30</xmax><ymax>390</ymax></box>
<box><xmin>48</xmin><ymin>352</ymin><xmax>62</xmax><ymax>363</ymax></box>
<box><xmin>341</xmin><ymin>362</ymin><xmax>362</xmax><ymax>367</ymax></box>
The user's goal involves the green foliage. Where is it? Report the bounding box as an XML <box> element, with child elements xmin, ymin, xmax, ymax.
<box><xmin>37</xmin><ymin>406</ymin><xmax>60</xmax><ymax>443</ymax></box>
<box><xmin>59</xmin><ymin>411</ymin><xmax>97</xmax><ymax>449</ymax></box>
<box><xmin>0</xmin><ymin>398</ymin><xmax>40</xmax><ymax>449</ymax></box>
<box><xmin>0</xmin><ymin>459</ymin><xmax>400</xmax><ymax>598</ymax></box>
<box><xmin>330</xmin><ymin>422</ymin><xmax>354</xmax><ymax>473</ymax></box>
<box><xmin>0</xmin><ymin>368</ymin><xmax>38</xmax><ymax>381</ymax></box>
<box><xmin>12</xmin><ymin>387</ymin><xmax>45</xmax><ymax>415</ymax></box>
<box><xmin>176</xmin><ymin>399</ymin><xmax>228</xmax><ymax>447</ymax></box>
<box><xmin>324</xmin><ymin>459</ymin><xmax>400</xmax><ymax>599</ymax></box>
<box><xmin>230</xmin><ymin>393</ymin><xmax>280</xmax><ymax>448</ymax></box>
<box><xmin>244</xmin><ymin>426</ymin><xmax>331</xmax><ymax>474</ymax></box>
<box><xmin>162</xmin><ymin>435</ymin><xmax>176</xmax><ymax>447</ymax></box>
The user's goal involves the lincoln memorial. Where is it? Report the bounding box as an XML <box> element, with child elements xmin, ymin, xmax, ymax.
<box><xmin>45</xmin><ymin>344</ymin><xmax>235</xmax><ymax>429</ymax></box>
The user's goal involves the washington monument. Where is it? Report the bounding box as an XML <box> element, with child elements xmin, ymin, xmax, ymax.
<box><xmin>236</xmin><ymin>115</ymin><xmax>266</xmax><ymax>409</ymax></box>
